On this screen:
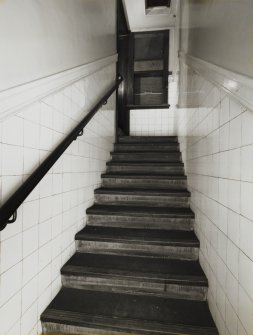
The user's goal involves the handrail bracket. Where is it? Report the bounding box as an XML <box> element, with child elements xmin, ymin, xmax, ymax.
<box><xmin>74</xmin><ymin>129</ymin><xmax>84</xmax><ymax>140</ymax></box>
<box><xmin>7</xmin><ymin>210</ymin><xmax>17</xmax><ymax>224</ymax></box>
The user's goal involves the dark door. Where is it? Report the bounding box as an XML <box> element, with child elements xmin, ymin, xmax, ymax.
<box><xmin>132</xmin><ymin>31</ymin><xmax>169</xmax><ymax>108</ymax></box>
<box><xmin>116</xmin><ymin>1</ymin><xmax>170</xmax><ymax>136</ymax></box>
<box><xmin>117</xmin><ymin>0</ymin><xmax>131</xmax><ymax>135</ymax></box>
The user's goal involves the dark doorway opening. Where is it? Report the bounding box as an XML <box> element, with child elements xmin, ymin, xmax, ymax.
<box><xmin>117</xmin><ymin>1</ymin><xmax>170</xmax><ymax>137</ymax></box>
<box><xmin>146</xmin><ymin>0</ymin><xmax>171</xmax><ymax>8</ymax></box>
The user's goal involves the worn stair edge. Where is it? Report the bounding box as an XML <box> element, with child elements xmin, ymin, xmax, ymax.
<box><xmin>75</xmin><ymin>241</ymin><xmax>199</xmax><ymax>260</ymax></box>
<box><xmin>94</xmin><ymin>188</ymin><xmax>191</xmax><ymax>196</ymax></box>
<box><xmin>106</xmin><ymin>162</ymin><xmax>184</xmax><ymax>167</ymax></box>
<box><xmin>94</xmin><ymin>188</ymin><xmax>190</xmax><ymax>208</ymax></box>
<box><xmin>106</xmin><ymin>163</ymin><xmax>185</xmax><ymax>174</ymax></box>
<box><xmin>42</xmin><ymin>311</ymin><xmax>218</xmax><ymax>335</ymax></box>
<box><xmin>111</xmin><ymin>152</ymin><xmax>181</xmax><ymax>156</ymax></box>
<box><xmin>61</xmin><ymin>264</ymin><xmax>207</xmax><ymax>286</ymax></box>
<box><xmin>87</xmin><ymin>218</ymin><xmax>194</xmax><ymax>231</ymax></box>
<box><xmin>62</xmin><ymin>272</ymin><xmax>207</xmax><ymax>301</ymax></box>
<box><xmin>41</xmin><ymin>288</ymin><xmax>218</xmax><ymax>335</ymax></box>
<box><xmin>86</xmin><ymin>205</ymin><xmax>195</xmax><ymax>218</ymax></box>
<box><xmin>114</xmin><ymin>144</ymin><xmax>180</xmax><ymax>153</ymax></box>
<box><xmin>87</xmin><ymin>216</ymin><xmax>194</xmax><ymax>231</ymax></box>
<box><xmin>101</xmin><ymin>177</ymin><xmax>187</xmax><ymax>190</ymax></box>
<box><xmin>118</xmin><ymin>136</ymin><xmax>179</xmax><ymax>144</ymax></box>
<box><xmin>101</xmin><ymin>174</ymin><xmax>187</xmax><ymax>179</ymax></box>
<box><xmin>110</xmin><ymin>153</ymin><xmax>182</xmax><ymax>163</ymax></box>
<box><xmin>86</xmin><ymin>205</ymin><xmax>194</xmax><ymax>230</ymax></box>
<box><xmin>75</xmin><ymin>228</ymin><xmax>199</xmax><ymax>260</ymax></box>
<box><xmin>94</xmin><ymin>197</ymin><xmax>189</xmax><ymax>208</ymax></box>
<box><xmin>61</xmin><ymin>254</ymin><xmax>207</xmax><ymax>300</ymax></box>
<box><xmin>76</xmin><ymin>236</ymin><xmax>199</xmax><ymax>260</ymax></box>
<box><xmin>62</xmin><ymin>253</ymin><xmax>205</xmax><ymax>277</ymax></box>
<box><xmin>101</xmin><ymin>174</ymin><xmax>187</xmax><ymax>189</ymax></box>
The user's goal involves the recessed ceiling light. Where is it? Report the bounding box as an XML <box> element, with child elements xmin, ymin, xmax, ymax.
<box><xmin>146</xmin><ymin>0</ymin><xmax>171</xmax><ymax>9</ymax></box>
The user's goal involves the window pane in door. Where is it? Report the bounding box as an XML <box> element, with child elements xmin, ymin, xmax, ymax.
<box><xmin>134</xmin><ymin>33</ymin><xmax>164</xmax><ymax>61</ymax></box>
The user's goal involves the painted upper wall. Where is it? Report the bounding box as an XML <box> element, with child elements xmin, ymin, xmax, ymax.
<box><xmin>123</xmin><ymin>0</ymin><xmax>176</xmax><ymax>32</ymax></box>
<box><xmin>0</xmin><ymin>0</ymin><xmax>116</xmax><ymax>91</ymax></box>
<box><xmin>180</xmin><ymin>0</ymin><xmax>253</xmax><ymax>78</ymax></box>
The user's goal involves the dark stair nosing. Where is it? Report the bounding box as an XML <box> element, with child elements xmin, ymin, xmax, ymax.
<box><xmin>118</xmin><ymin>136</ymin><xmax>179</xmax><ymax>143</ymax></box>
<box><xmin>75</xmin><ymin>227</ymin><xmax>199</xmax><ymax>247</ymax></box>
<box><xmin>94</xmin><ymin>188</ymin><xmax>190</xmax><ymax>197</ymax></box>
<box><xmin>61</xmin><ymin>265</ymin><xmax>207</xmax><ymax>287</ymax></box>
<box><xmin>86</xmin><ymin>204</ymin><xmax>195</xmax><ymax>218</ymax></box>
<box><xmin>114</xmin><ymin>144</ymin><xmax>180</xmax><ymax>151</ymax></box>
<box><xmin>115</xmin><ymin>143</ymin><xmax>179</xmax><ymax>146</ymax></box>
<box><xmin>127</xmin><ymin>104</ymin><xmax>171</xmax><ymax>109</ymax></box>
<box><xmin>107</xmin><ymin>162</ymin><xmax>184</xmax><ymax>166</ymax></box>
<box><xmin>113</xmin><ymin>150</ymin><xmax>180</xmax><ymax>154</ymax></box>
<box><xmin>42</xmin><ymin>309</ymin><xmax>218</xmax><ymax>335</ymax></box>
<box><xmin>102</xmin><ymin>173</ymin><xmax>187</xmax><ymax>179</ymax></box>
<box><xmin>41</xmin><ymin>289</ymin><xmax>218</xmax><ymax>335</ymax></box>
<box><xmin>61</xmin><ymin>253</ymin><xmax>207</xmax><ymax>287</ymax></box>
<box><xmin>111</xmin><ymin>151</ymin><xmax>181</xmax><ymax>155</ymax></box>
<box><xmin>110</xmin><ymin>153</ymin><xmax>182</xmax><ymax>161</ymax></box>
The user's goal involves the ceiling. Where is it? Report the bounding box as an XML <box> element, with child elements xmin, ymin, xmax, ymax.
<box><xmin>122</xmin><ymin>0</ymin><xmax>177</xmax><ymax>32</ymax></box>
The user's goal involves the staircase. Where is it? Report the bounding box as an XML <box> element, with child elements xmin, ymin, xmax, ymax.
<box><xmin>41</xmin><ymin>136</ymin><xmax>218</xmax><ymax>335</ymax></box>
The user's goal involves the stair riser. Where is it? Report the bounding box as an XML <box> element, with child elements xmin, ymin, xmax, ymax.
<box><xmin>43</xmin><ymin>320</ymin><xmax>217</xmax><ymax>335</ymax></box>
<box><xmin>114</xmin><ymin>144</ymin><xmax>180</xmax><ymax>152</ymax></box>
<box><xmin>107</xmin><ymin>166</ymin><xmax>185</xmax><ymax>174</ymax></box>
<box><xmin>102</xmin><ymin>178</ymin><xmax>187</xmax><ymax>189</ymax></box>
<box><xmin>111</xmin><ymin>153</ymin><xmax>181</xmax><ymax>163</ymax></box>
<box><xmin>62</xmin><ymin>275</ymin><xmax>207</xmax><ymax>301</ymax></box>
<box><xmin>76</xmin><ymin>241</ymin><xmax>199</xmax><ymax>260</ymax></box>
<box><xmin>43</xmin><ymin>322</ymin><xmax>144</xmax><ymax>335</ymax></box>
<box><xmin>87</xmin><ymin>215</ymin><xmax>194</xmax><ymax>231</ymax></box>
<box><xmin>118</xmin><ymin>137</ymin><xmax>178</xmax><ymax>144</ymax></box>
<box><xmin>95</xmin><ymin>194</ymin><xmax>189</xmax><ymax>208</ymax></box>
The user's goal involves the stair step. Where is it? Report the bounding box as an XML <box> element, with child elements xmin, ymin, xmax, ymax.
<box><xmin>118</xmin><ymin>136</ymin><xmax>178</xmax><ymax>144</ymax></box>
<box><xmin>61</xmin><ymin>253</ymin><xmax>208</xmax><ymax>300</ymax></box>
<box><xmin>111</xmin><ymin>152</ymin><xmax>181</xmax><ymax>163</ymax></box>
<box><xmin>114</xmin><ymin>143</ymin><xmax>180</xmax><ymax>152</ymax></box>
<box><xmin>102</xmin><ymin>173</ymin><xmax>187</xmax><ymax>189</ymax></box>
<box><xmin>40</xmin><ymin>135</ymin><xmax>218</xmax><ymax>335</ymax></box>
<box><xmin>87</xmin><ymin>204</ymin><xmax>194</xmax><ymax>230</ymax></box>
<box><xmin>94</xmin><ymin>188</ymin><xmax>190</xmax><ymax>207</ymax></box>
<box><xmin>107</xmin><ymin>162</ymin><xmax>185</xmax><ymax>174</ymax></box>
<box><xmin>75</xmin><ymin>227</ymin><xmax>199</xmax><ymax>260</ymax></box>
<box><xmin>41</xmin><ymin>289</ymin><xmax>218</xmax><ymax>335</ymax></box>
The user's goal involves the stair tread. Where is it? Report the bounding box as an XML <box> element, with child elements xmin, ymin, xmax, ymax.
<box><xmin>107</xmin><ymin>161</ymin><xmax>184</xmax><ymax>166</ymax></box>
<box><xmin>95</xmin><ymin>188</ymin><xmax>190</xmax><ymax>196</ymax></box>
<box><xmin>76</xmin><ymin>226</ymin><xmax>199</xmax><ymax>246</ymax></box>
<box><xmin>102</xmin><ymin>173</ymin><xmax>187</xmax><ymax>179</ymax></box>
<box><xmin>87</xmin><ymin>204</ymin><xmax>194</xmax><ymax>217</ymax></box>
<box><xmin>115</xmin><ymin>143</ymin><xmax>179</xmax><ymax>146</ymax></box>
<box><xmin>115</xmin><ymin>144</ymin><xmax>179</xmax><ymax>149</ymax></box>
<box><xmin>62</xmin><ymin>253</ymin><xmax>207</xmax><ymax>286</ymax></box>
<box><xmin>41</xmin><ymin>288</ymin><xmax>217</xmax><ymax>334</ymax></box>
<box><xmin>118</xmin><ymin>136</ymin><xmax>178</xmax><ymax>143</ymax></box>
<box><xmin>111</xmin><ymin>150</ymin><xmax>181</xmax><ymax>156</ymax></box>
<box><xmin>41</xmin><ymin>136</ymin><xmax>219</xmax><ymax>335</ymax></box>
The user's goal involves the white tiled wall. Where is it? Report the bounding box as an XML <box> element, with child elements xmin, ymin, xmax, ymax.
<box><xmin>130</xmin><ymin>109</ymin><xmax>176</xmax><ymax>135</ymax></box>
<box><xmin>0</xmin><ymin>63</ymin><xmax>116</xmax><ymax>335</ymax></box>
<box><xmin>176</xmin><ymin>69</ymin><xmax>253</xmax><ymax>335</ymax></box>
<box><xmin>130</xmin><ymin>77</ymin><xmax>178</xmax><ymax>136</ymax></box>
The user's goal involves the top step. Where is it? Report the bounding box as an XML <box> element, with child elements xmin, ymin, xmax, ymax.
<box><xmin>118</xmin><ymin>136</ymin><xmax>178</xmax><ymax>144</ymax></box>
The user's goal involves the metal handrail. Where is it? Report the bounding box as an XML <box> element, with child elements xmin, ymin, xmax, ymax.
<box><xmin>0</xmin><ymin>75</ymin><xmax>123</xmax><ymax>231</ymax></box>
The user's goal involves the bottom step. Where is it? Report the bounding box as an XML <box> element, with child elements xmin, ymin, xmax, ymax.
<box><xmin>61</xmin><ymin>253</ymin><xmax>208</xmax><ymax>300</ymax></box>
<box><xmin>41</xmin><ymin>289</ymin><xmax>218</xmax><ymax>335</ymax></box>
